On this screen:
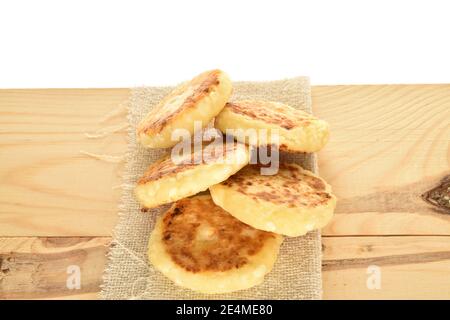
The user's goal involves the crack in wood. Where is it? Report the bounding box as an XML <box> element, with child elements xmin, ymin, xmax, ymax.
<box><xmin>322</xmin><ymin>250</ymin><xmax>450</xmax><ymax>271</ymax></box>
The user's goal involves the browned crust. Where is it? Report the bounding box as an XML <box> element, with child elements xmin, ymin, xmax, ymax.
<box><xmin>225</xmin><ymin>101</ymin><xmax>313</xmax><ymax>130</ymax></box>
<box><xmin>137</xmin><ymin>143</ymin><xmax>245</xmax><ymax>185</ymax></box>
<box><xmin>137</xmin><ymin>155</ymin><xmax>193</xmax><ymax>185</ymax></box>
<box><xmin>137</xmin><ymin>69</ymin><xmax>223</xmax><ymax>135</ymax></box>
<box><xmin>221</xmin><ymin>163</ymin><xmax>331</xmax><ymax>208</ymax></box>
<box><xmin>161</xmin><ymin>196</ymin><xmax>276</xmax><ymax>273</ymax></box>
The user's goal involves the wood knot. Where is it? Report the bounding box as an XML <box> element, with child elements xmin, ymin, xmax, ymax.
<box><xmin>421</xmin><ymin>175</ymin><xmax>450</xmax><ymax>214</ymax></box>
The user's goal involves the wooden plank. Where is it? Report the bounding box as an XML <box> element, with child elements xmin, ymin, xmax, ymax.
<box><xmin>0</xmin><ymin>89</ymin><xmax>129</xmax><ymax>236</ymax></box>
<box><xmin>1</xmin><ymin>236</ymin><xmax>449</xmax><ymax>299</ymax></box>
<box><xmin>0</xmin><ymin>236</ymin><xmax>109</xmax><ymax>299</ymax></box>
<box><xmin>322</xmin><ymin>235</ymin><xmax>450</xmax><ymax>300</ymax></box>
<box><xmin>314</xmin><ymin>85</ymin><xmax>450</xmax><ymax>236</ymax></box>
<box><xmin>0</xmin><ymin>85</ymin><xmax>449</xmax><ymax>237</ymax></box>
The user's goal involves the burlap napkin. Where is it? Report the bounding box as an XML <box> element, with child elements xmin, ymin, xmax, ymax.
<box><xmin>101</xmin><ymin>77</ymin><xmax>322</xmax><ymax>300</ymax></box>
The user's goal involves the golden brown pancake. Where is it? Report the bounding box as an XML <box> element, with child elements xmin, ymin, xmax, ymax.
<box><xmin>148</xmin><ymin>195</ymin><xmax>283</xmax><ymax>294</ymax></box>
<box><xmin>135</xmin><ymin>142</ymin><xmax>249</xmax><ymax>209</ymax></box>
<box><xmin>209</xmin><ymin>163</ymin><xmax>336</xmax><ymax>236</ymax></box>
<box><xmin>137</xmin><ymin>69</ymin><xmax>232</xmax><ymax>148</ymax></box>
<box><xmin>215</xmin><ymin>100</ymin><xmax>329</xmax><ymax>153</ymax></box>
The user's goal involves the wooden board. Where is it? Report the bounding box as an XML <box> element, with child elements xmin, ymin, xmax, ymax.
<box><xmin>0</xmin><ymin>237</ymin><xmax>109</xmax><ymax>299</ymax></box>
<box><xmin>314</xmin><ymin>85</ymin><xmax>450</xmax><ymax>236</ymax></box>
<box><xmin>0</xmin><ymin>85</ymin><xmax>449</xmax><ymax>299</ymax></box>
<box><xmin>0</xmin><ymin>89</ymin><xmax>128</xmax><ymax>236</ymax></box>
<box><xmin>322</xmin><ymin>235</ymin><xmax>450</xmax><ymax>299</ymax></box>
<box><xmin>1</xmin><ymin>236</ymin><xmax>449</xmax><ymax>300</ymax></box>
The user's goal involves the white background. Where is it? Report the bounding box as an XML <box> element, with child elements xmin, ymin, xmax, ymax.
<box><xmin>1</xmin><ymin>0</ymin><xmax>449</xmax><ymax>88</ymax></box>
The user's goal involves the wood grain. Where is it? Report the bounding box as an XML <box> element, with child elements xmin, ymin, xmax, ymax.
<box><xmin>1</xmin><ymin>236</ymin><xmax>448</xmax><ymax>299</ymax></box>
<box><xmin>322</xmin><ymin>235</ymin><xmax>450</xmax><ymax>299</ymax></box>
<box><xmin>0</xmin><ymin>89</ymin><xmax>128</xmax><ymax>236</ymax></box>
<box><xmin>314</xmin><ymin>85</ymin><xmax>450</xmax><ymax>236</ymax></box>
<box><xmin>0</xmin><ymin>237</ymin><xmax>109</xmax><ymax>299</ymax></box>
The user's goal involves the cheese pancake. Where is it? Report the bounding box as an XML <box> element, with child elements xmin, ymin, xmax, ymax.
<box><xmin>135</xmin><ymin>142</ymin><xmax>249</xmax><ymax>209</ymax></box>
<box><xmin>148</xmin><ymin>195</ymin><xmax>283</xmax><ymax>294</ymax></box>
<box><xmin>209</xmin><ymin>163</ymin><xmax>336</xmax><ymax>237</ymax></box>
<box><xmin>215</xmin><ymin>100</ymin><xmax>329</xmax><ymax>153</ymax></box>
<box><xmin>137</xmin><ymin>69</ymin><xmax>232</xmax><ymax>148</ymax></box>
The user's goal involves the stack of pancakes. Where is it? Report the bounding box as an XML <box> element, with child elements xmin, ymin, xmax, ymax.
<box><xmin>134</xmin><ymin>70</ymin><xmax>337</xmax><ymax>294</ymax></box>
